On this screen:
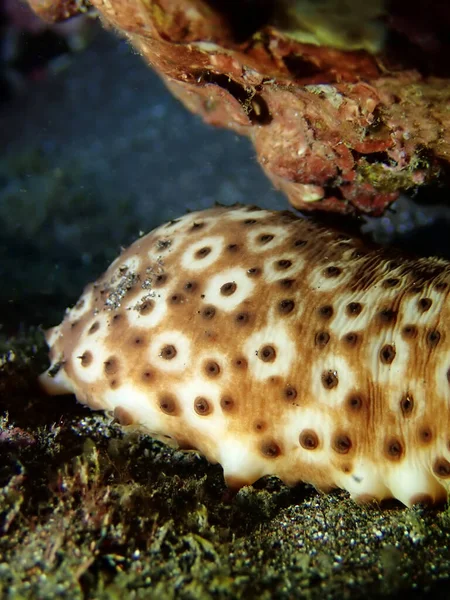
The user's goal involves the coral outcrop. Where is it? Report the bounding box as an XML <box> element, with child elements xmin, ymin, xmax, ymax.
<box><xmin>26</xmin><ymin>0</ymin><xmax>450</xmax><ymax>215</ymax></box>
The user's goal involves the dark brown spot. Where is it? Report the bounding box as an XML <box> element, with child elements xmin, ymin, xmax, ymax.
<box><xmin>402</xmin><ymin>324</ymin><xmax>418</xmax><ymax>339</ymax></box>
<box><xmin>435</xmin><ymin>282</ymin><xmax>448</xmax><ymax>291</ymax></box>
<box><xmin>195</xmin><ymin>247</ymin><xmax>211</xmax><ymax>259</ymax></box>
<box><xmin>220</xmin><ymin>396</ymin><xmax>235</xmax><ymax>411</ymax></box>
<box><xmin>284</xmin><ymin>385</ymin><xmax>297</xmax><ymax>401</ymax></box>
<box><xmin>315</xmin><ymin>331</ymin><xmax>330</xmax><ymax>347</ymax></box>
<box><xmin>191</xmin><ymin>221</ymin><xmax>205</xmax><ymax>231</ymax></box>
<box><xmin>418</xmin><ymin>298</ymin><xmax>432</xmax><ymax>312</ymax></box>
<box><xmin>294</xmin><ymin>239</ymin><xmax>307</xmax><ymax>248</ymax></box>
<box><xmin>259</xmin><ymin>234</ymin><xmax>274</xmax><ymax>244</ymax></box>
<box><xmin>343</xmin><ymin>332</ymin><xmax>359</xmax><ymax>347</ymax></box>
<box><xmin>418</xmin><ymin>426</ymin><xmax>433</xmax><ymax>444</ymax></box>
<box><xmin>278</xmin><ymin>299</ymin><xmax>295</xmax><ymax>315</ymax></box>
<box><xmin>243</xmin><ymin>219</ymin><xmax>257</xmax><ymax>225</ymax></box>
<box><xmin>261</xmin><ymin>441</ymin><xmax>281</xmax><ymax>458</ymax></box>
<box><xmin>400</xmin><ymin>393</ymin><xmax>414</xmax><ymax>417</ymax></box>
<box><xmin>321</xmin><ymin>370</ymin><xmax>338</xmax><ymax>389</ymax></box>
<box><xmin>247</xmin><ymin>267</ymin><xmax>261</xmax><ymax>277</ymax></box>
<box><xmin>154</xmin><ymin>274</ymin><xmax>168</xmax><ymax>286</ymax></box>
<box><xmin>221</xmin><ymin>282</ymin><xmax>237</xmax><ymax>296</ymax></box>
<box><xmin>426</xmin><ymin>329</ymin><xmax>441</xmax><ymax>348</ymax></box>
<box><xmin>380</xmin><ymin>344</ymin><xmax>396</xmax><ymax>364</ymax></box>
<box><xmin>184</xmin><ymin>281</ymin><xmax>197</xmax><ymax>293</ymax></box>
<box><xmin>80</xmin><ymin>351</ymin><xmax>93</xmax><ymax>367</ymax></box>
<box><xmin>139</xmin><ymin>301</ymin><xmax>154</xmax><ymax>315</ymax></box>
<box><xmin>235</xmin><ymin>312</ymin><xmax>250</xmax><ymax>325</ymax></box>
<box><xmin>109</xmin><ymin>379</ymin><xmax>120</xmax><ymax>389</ymax></box>
<box><xmin>75</xmin><ymin>298</ymin><xmax>85</xmax><ymax>310</ymax></box>
<box><xmin>156</xmin><ymin>239</ymin><xmax>171</xmax><ymax>251</ymax></box>
<box><xmin>88</xmin><ymin>322</ymin><xmax>100</xmax><ymax>335</ymax></box>
<box><xmin>333</xmin><ymin>435</ymin><xmax>352</xmax><ymax>454</ymax></box>
<box><xmin>346</xmin><ymin>302</ymin><xmax>362</xmax><ymax>317</ymax></box>
<box><xmin>276</xmin><ymin>259</ymin><xmax>292</xmax><ymax>270</ymax></box>
<box><xmin>170</xmin><ymin>294</ymin><xmax>185</xmax><ymax>304</ymax></box>
<box><xmin>112</xmin><ymin>313</ymin><xmax>123</xmax><ymax>322</ymax></box>
<box><xmin>233</xmin><ymin>357</ymin><xmax>247</xmax><ymax>369</ymax></box>
<box><xmin>433</xmin><ymin>458</ymin><xmax>450</xmax><ymax>478</ymax></box>
<box><xmin>278</xmin><ymin>278</ymin><xmax>295</xmax><ymax>289</ymax></box>
<box><xmin>113</xmin><ymin>406</ymin><xmax>134</xmax><ymax>426</ymax></box>
<box><xmin>227</xmin><ymin>243</ymin><xmax>239</xmax><ymax>252</ymax></box>
<box><xmin>202</xmin><ymin>306</ymin><xmax>216</xmax><ymax>319</ymax></box>
<box><xmin>161</xmin><ymin>345</ymin><xmax>177</xmax><ymax>360</ymax></box>
<box><xmin>387</xmin><ymin>260</ymin><xmax>400</xmax><ymax>271</ymax></box>
<box><xmin>254</xmin><ymin>421</ymin><xmax>266</xmax><ymax>432</ymax></box>
<box><xmin>104</xmin><ymin>357</ymin><xmax>118</xmax><ymax>375</ymax></box>
<box><xmin>133</xmin><ymin>336</ymin><xmax>144</xmax><ymax>346</ymax></box>
<box><xmin>377</xmin><ymin>308</ymin><xmax>397</xmax><ymax>324</ymax></box>
<box><xmin>259</xmin><ymin>345</ymin><xmax>276</xmax><ymax>362</ymax></box>
<box><xmin>447</xmin><ymin>368</ymin><xmax>450</xmax><ymax>385</ymax></box>
<box><xmin>385</xmin><ymin>438</ymin><xmax>403</xmax><ymax>460</ymax></box>
<box><xmin>382</xmin><ymin>278</ymin><xmax>400</xmax><ymax>288</ymax></box>
<box><xmin>194</xmin><ymin>396</ymin><xmax>212</xmax><ymax>415</ymax></box>
<box><xmin>347</xmin><ymin>394</ymin><xmax>363</xmax><ymax>412</ymax></box>
<box><xmin>299</xmin><ymin>429</ymin><xmax>319</xmax><ymax>450</ymax></box>
<box><xmin>70</xmin><ymin>321</ymin><xmax>79</xmax><ymax>329</ymax></box>
<box><xmin>141</xmin><ymin>369</ymin><xmax>155</xmax><ymax>383</ymax></box>
<box><xmin>318</xmin><ymin>305</ymin><xmax>333</xmax><ymax>319</ymax></box>
<box><xmin>159</xmin><ymin>395</ymin><xmax>178</xmax><ymax>415</ymax></box>
<box><xmin>205</xmin><ymin>361</ymin><xmax>220</xmax><ymax>377</ymax></box>
<box><xmin>408</xmin><ymin>285</ymin><xmax>423</xmax><ymax>294</ymax></box>
<box><xmin>324</xmin><ymin>266</ymin><xmax>342</xmax><ymax>277</ymax></box>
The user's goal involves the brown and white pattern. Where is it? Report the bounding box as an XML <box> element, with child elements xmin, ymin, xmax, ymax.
<box><xmin>39</xmin><ymin>205</ymin><xmax>450</xmax><ymax>506</ymax></box>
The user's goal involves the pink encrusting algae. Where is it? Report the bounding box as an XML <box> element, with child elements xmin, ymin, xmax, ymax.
<box><xmin>39</xmin><ymin>205</ymin><xmax>450</xmax><ymax>506</ymax></box>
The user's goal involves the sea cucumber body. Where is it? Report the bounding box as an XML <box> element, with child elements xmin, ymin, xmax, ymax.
<box><xmin>40</xmin><ymin>205</ymin><xmax>450</xmax><ymax>506</ymax></box>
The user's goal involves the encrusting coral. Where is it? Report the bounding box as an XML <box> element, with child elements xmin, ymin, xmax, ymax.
<box><xmin>26</xmin><ymin>0</ymin><xmax>450</xmax><ymax>215</ymax></box>
<box><xmin>40</xmin><ymin>205</ymin><xmax>450</xmax><ymax>507</ymax></box>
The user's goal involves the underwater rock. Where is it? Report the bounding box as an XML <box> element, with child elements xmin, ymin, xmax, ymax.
<box><xmin>40</xmin><ymin>205</ymin><xmax>450</xmax><ymax>506</ymax></box>
<box><xmin>26</xmin><ymin>0</ymin><xmax>450</xmax><ymax>215</ymax></box>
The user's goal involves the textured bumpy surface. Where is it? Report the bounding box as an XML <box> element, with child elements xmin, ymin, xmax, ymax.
<box><xmin>26</xmin><ymin>0</ymin><xmax>450</xmax><ymax>215</ymax></box>
<box><xmin>40</xmin><ymin>205</ymin><xmax>450</xmax><ymax>506</ymax></box>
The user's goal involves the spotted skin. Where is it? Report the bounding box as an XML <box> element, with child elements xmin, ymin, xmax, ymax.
<box><xmin>39</xmin><ymin>205</ymin><xmax>450</xmax><ymax>506</ymax></box>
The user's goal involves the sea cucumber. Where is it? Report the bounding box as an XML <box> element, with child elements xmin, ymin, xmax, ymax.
<box><xmin>39</xmin><ymin>205</ymin><xmax>450</xmax><ymax>506</ymax></box>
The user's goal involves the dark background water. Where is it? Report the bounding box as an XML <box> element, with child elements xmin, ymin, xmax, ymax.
<box><xmin>0</xmin><ymin>28</ymin><xmax>287</xmax><ymax>332</ymax></box>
